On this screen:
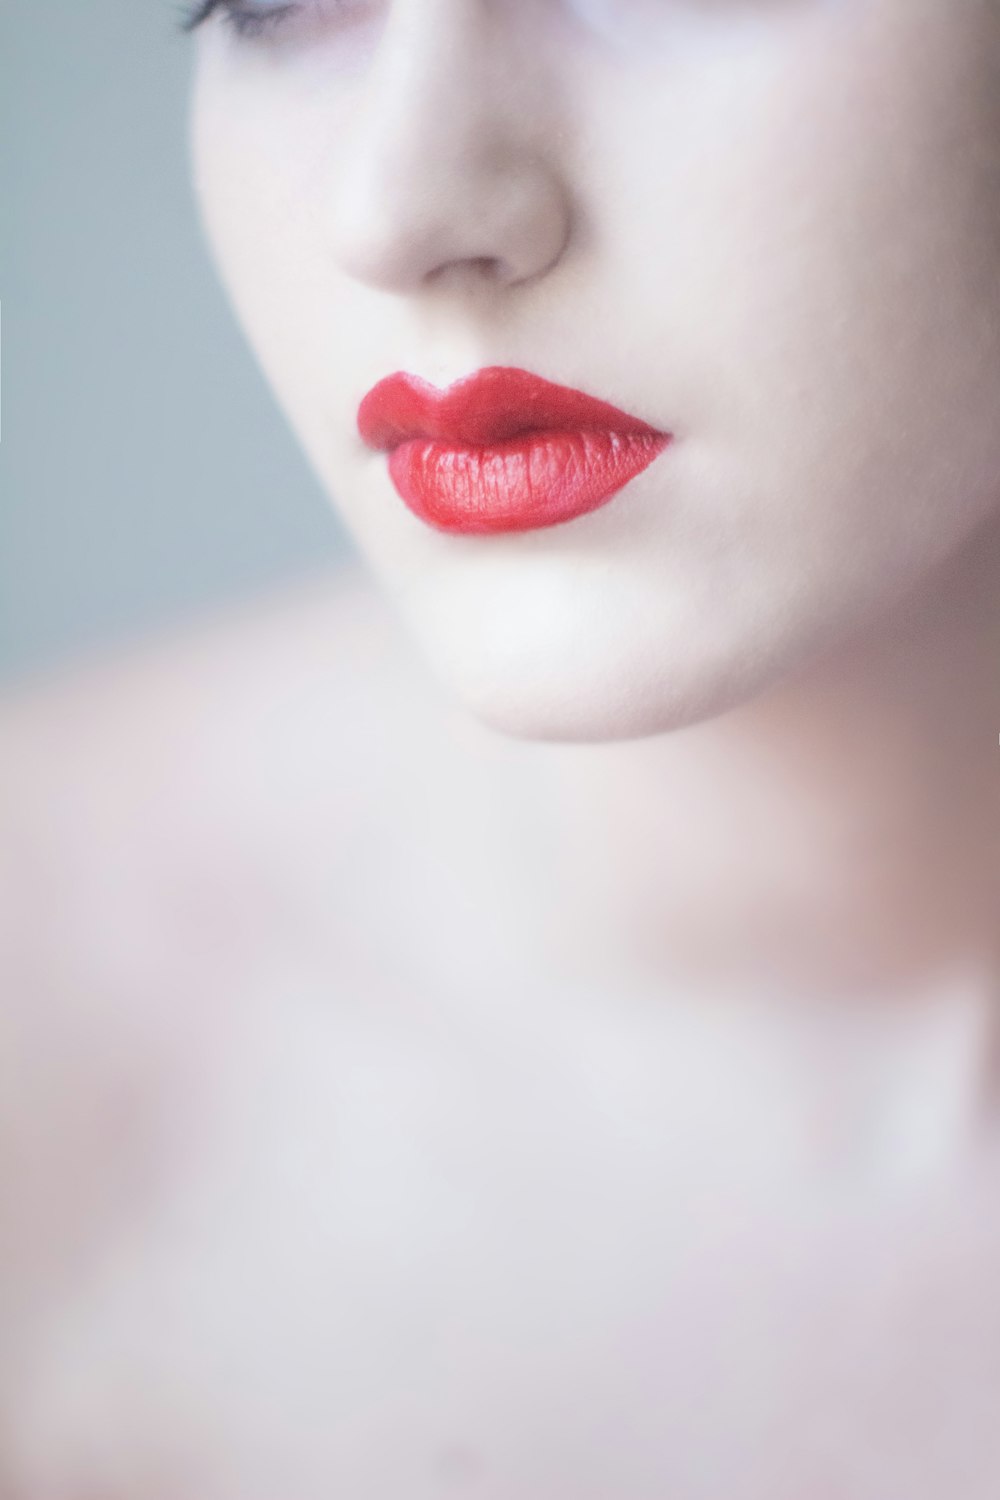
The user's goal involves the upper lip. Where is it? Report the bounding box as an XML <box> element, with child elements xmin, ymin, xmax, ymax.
<box><xmin>357</xmin><ymin>366</ymin><xmax>669</xmax><ymax>451</ymax></box>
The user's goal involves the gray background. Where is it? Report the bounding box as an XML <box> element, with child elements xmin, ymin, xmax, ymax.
<box><xmin>1</xmin><ymin>0</ymin><xmax>350</xmax><ymax>688</ymax></box>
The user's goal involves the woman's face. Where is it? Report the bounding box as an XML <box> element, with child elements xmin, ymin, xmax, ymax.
<box><xmin>190</xmin><ymin>0</ymin><xmax>1000</xmax><ymax>741</ymax></box>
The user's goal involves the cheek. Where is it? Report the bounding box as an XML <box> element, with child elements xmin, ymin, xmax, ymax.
<box><xmin>190</xmin><ymin>59</ymin><xmax>360</xmax><ymax>425</ymax></box>
<box><xmin>596</xmin><ymin>5</ymin><xmax>1000</xmax><ymax>574</ymax></box>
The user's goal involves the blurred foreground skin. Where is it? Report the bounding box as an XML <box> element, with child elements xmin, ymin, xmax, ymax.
<box><xmin>0</xmin><ymin>555</ymin><xmax>999</xmax><ymax>1498</ymax></box>
<box><xmin>5</xmin><ymin>0</ymin><xmax>1000</xmax><ymax>1490</ymax></box>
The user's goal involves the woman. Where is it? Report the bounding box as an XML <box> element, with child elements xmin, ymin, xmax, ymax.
<box><xmin>3</xmin><ymin>0</ymin><xmax>1000</xmax><ymax>1494</ymax></box>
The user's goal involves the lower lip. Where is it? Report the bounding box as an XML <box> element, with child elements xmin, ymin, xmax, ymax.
<box><xmin>385</xmin><ymin>427</ymin><xmax>671</xmax><ymax>536</ymax></box>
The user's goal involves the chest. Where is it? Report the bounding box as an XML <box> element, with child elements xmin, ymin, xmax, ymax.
<box><xmin>7</xmin><ymin>1002</ymin><xmax>1000</xmax><ymax>1500</ymax></box>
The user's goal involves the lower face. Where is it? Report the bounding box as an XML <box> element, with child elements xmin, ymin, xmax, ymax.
<box><xmin>190</xmin><ymin>0</ymin><xmax>1000</xmax><ymax>742</ymax></box>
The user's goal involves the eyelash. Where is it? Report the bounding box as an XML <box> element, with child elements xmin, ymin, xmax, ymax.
<box><xmin>180</xmin><ymin>0</ymin><xmax>300</xmax><ymax>40</ymax></box>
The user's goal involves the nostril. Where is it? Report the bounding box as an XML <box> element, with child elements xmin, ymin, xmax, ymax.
<box><xmin>469</xmin><ymin>256</ymin><xmax>504</xmax><ymax>278</ymax></box>
<box><xmin>428</xmin><ymin>256</ymin><xmax>510</xmax><ymax>291</ymax></box>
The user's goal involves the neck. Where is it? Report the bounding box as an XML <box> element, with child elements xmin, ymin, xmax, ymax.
<box><xmin>533</xmin><ymin>527</ymin><xmax>1000</xmax><ymax>1009</ymax></box>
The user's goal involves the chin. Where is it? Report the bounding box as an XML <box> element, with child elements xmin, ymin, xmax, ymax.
<box><xmin>452</xmin><ymin>683</ymin><xmax>727</xmax><ymax>745</ymax></box>
<box><xmin>375</xmin><ymin>549</ymin><xmax>805</xmax><ymax>744</ymax></box>
<box><xmin>403</xmin><ymin>610</ymin><xmax>788</xmax><ymax>746</ymax></box>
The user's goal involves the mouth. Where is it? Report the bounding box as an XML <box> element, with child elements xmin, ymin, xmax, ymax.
<box><xmin>357</xmin><ymin>366</ymin><xmax>673</xmax><ymax>536</ymax></box>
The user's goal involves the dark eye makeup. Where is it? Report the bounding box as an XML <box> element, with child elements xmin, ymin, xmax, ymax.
<box><xmin>180</xmin><ymin>0</ymin><xmax>300</xmax><ymax>39</ymax></box>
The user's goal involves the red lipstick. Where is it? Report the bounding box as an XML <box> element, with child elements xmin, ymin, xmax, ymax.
<box><xmin>357</xmin><ymin>366</ymin><xmax>672</xmax><ymax>535</ymax></box>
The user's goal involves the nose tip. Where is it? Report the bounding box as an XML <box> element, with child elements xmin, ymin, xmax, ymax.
<box><xmin>330</xmin><ymin>158</ymin><xmax>572</xmax><ymax>294</ymax></box>
<box><xmin>322</xmin><ymin>12</ymin><xmax>573</xmax><ymax>297</ymax></box>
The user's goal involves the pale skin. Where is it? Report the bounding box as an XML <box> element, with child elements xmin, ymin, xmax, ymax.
<box><xmin>3</xmin><ymin>0</ymin><xmax>1000</xmax><ymax>1494</ymax></box>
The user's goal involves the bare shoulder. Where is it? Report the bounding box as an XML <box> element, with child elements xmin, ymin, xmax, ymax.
<box><xmin>0</xmin><ymin>562</ymin><xmax>540</xmax><ymax>1007</ymax></box>
<box><xmin>0</xmin><ymin>558</ymin><xmax>530</xmax><ymax>1016</ymax></box>
<box><xmin>0</xmin><ymin>564</ymin><xmax>478</xmax><ymax>907</ymax></box>
<box><xmin>0</xmin><ymin>566</ymin><xmax>449</xmax><ymax>1311</ymax></box>
<box><xmin>0</xmin><ymin>560</ymin><xmax>485</xmax><ymax>1015</ymax></box>
<box><xmin>0</xmin><ymin>563</ymin><xmax>421</xmax><ymax>808</ymax></box>
<box><xmin>0</xmin><ymin>560</ymin><xmax>534</xmax><ymax>851</ymax></box>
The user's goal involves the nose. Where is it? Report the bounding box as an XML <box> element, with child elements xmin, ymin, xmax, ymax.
<box><xmin>325</xmin><ymin>1</ymin><xmax>573</xmax><ymax>295</ymax></box>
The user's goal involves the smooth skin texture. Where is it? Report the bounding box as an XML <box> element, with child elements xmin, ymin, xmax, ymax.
<box><xmin>190</xmin><ymin>0</ymin><xmax>1000</xmax><ymax>740</ymax></box>
<box><xmin>3</xmin><ymin>574</ymin><xmax>1000</xmax><ymax>1500</ymax></box>
<box><xmin>4</xmin><ymin>0</ymin><xmax>1000</xmax><ymax>1494</ymax></box>
<box><xmin>185</xmin><ymin>0</ymin><xmax>1000</xmax><ymax>1053</ymax></box>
